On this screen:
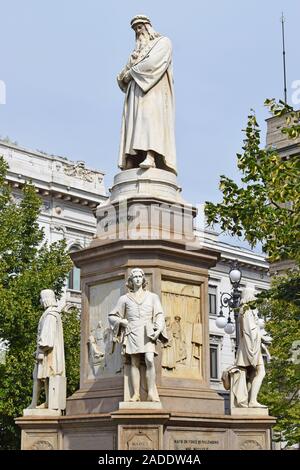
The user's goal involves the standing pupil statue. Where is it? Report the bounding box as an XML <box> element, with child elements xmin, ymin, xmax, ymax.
<box><xmin>222</xmin><ymin>287</ymin><xmax>271</xmax><ymax>410</ymax></box>
<box><xmin>27</xmin><ymin>289</ymin><xmax>66</xmax><ymax>412</ymax></box>
<box><xmin>117</xmin><ymin>15</ymin><xmax>177</xmax><ymax>174</ymax></box>
<box><xmin>109</xmin><ymin>268</ymin><xmax>168</xmax><ymax>402</ymax></box>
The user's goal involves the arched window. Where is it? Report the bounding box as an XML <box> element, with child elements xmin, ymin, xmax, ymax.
<box><xmin>67</xmin><ymin>246</ymin><xmax>81</xmax><ymax>291</ymax></box>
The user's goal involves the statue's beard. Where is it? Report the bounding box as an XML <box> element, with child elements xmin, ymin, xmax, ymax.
<box><xmin>128</xmin><ymin>27</ymin><xmax>160</xmax><ymax>66</ymax></box>
<box><xmin>134</xmin><ymin>32</ymin><xmax>151</xmax><ymax>56</ymax></box>
<box><xmin>136</xmin><ymin>32</ymin><xmax>150</xmax><ymax>48</ymax></box>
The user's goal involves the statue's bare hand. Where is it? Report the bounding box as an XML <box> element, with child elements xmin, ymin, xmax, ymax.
<box><xmin>120</xmin><ymin>319</ymin><xmax>128</xmax><ymax>328</ymax></box>
<box><xmin>123</xmin><ymin>70</ymin><xmax>132</xmax><ymax>84</ymax></box>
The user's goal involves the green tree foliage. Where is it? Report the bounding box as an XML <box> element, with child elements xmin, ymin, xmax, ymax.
<box><xmin>0</xmin><ymin>157</ymin><xmax>80</xmax><ymax>449</ymax></box>
<box><xmin>205</xmin><ymin>100</ymin><xmax>300</xmax><ymax>446</ymax></box>
<box><xmin>258</xmin><ymin>280</ymin><xmax>300</xmax><ymax>447</ymax></box>
<box><xmin>62</xmin><ymin>308</ymin><xmax>80</xmax><ymax>395</ymax></box>
<box><xmin>206</xmin><ymin>100</ymin><xmax>300</xmax><ymax>263</ymax></box>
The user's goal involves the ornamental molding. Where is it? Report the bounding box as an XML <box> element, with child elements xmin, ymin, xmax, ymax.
<box><xmin>62</xmin><ymin>161</ymin><xmax>96</xmax><ymax>183</ymax></box>
<box><xmin>30</xmin><ymin>440</ymin><xmax>54</xmax><ymax>450</ymax></box>
<box><xmin>239</xmin><ymin>439</ymin><xmax>263</xmax><ymax>450</ymax></box>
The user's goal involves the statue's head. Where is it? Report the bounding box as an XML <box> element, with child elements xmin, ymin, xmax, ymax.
<box><xmin>126</xmin><ymin>268</ymin><xmax>147</xmax><ymax>291</ymax></box>
<box><xmin>40</xmin><ymin>289</ymin><xmax>58</xmax><ymax>309</ymax></box>
<box><xmin>241</xmin><ymin>286</ymin><xmax>256</xmax><ymax>304</ymax></box>
<box><xmin>131</xmin><ymin>14</ymin><xmax>152</xmax><ymax>30</ymax></box>
<box><xmin>130</xmin><ymin>14</ymin><xmax>160</xmax><ymax>45</ymax></box>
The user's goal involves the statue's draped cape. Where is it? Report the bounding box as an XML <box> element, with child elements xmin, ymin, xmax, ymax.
<box><xmin>236</xmin><ymin>309</ymin><xmax>263</xmax><ymax>368</ymax></box>
<box><xmin>118</xmin><ymin>36</ymin><xmax>177</xmax><ymax>174</ymax></box>
<box><xmin>36</xmin><ymin>307</ymin><xmax>65</xmax><ymax>379</ymax></box>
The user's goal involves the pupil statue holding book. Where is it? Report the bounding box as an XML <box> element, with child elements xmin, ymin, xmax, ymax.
<box><xmin>108</xmin><ymin>268</ymin><xmax>168</xmax><ymax>402</ymax></box>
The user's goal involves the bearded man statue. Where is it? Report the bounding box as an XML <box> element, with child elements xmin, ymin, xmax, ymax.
<box><xmin>117</xmin><ymin>15</ymin><xmax>177</xmax><ymax>174</ymax></box>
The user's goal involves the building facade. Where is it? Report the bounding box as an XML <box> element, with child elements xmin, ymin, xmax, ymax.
<box><xmin>0</xmin><ymin>139</ymin><xmax>107</xmax><ymax>311</ymax></box>
<box><xmin>265</xmin><ymin>113</ymin><xmax>300</xmax><ymax>275</ymax></box>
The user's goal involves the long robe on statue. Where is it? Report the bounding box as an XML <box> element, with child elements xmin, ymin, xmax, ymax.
<box><xmin>36</xmin><ymin>307</ymin><xmax>65</xmax><ymax>379</ymax></box>
<box><xmin>236</xmin><ymin>308</ymin><xmax>263</xmax><ymax>368</ymax></box>
<box><xmin>118</xmin><ymin>36</ymin><xmax>177</xmax><ymax>174</ymax></box>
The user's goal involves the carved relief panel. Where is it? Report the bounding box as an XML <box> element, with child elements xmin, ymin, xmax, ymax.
<box><xmin>88</xmin><ymin>278</ymin><xmax>124</xmax><ymax>379</ymax></box>
<box><xmin>87</xmin><ymin>274</ymin><xmax>153</xmax><ymax>381</ymax></box>
<box><xmin>161</xmin><ymin>280</ymin><xmax>202</xmax><ymax>380</ymax></box>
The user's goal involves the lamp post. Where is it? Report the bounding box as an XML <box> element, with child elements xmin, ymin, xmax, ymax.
<box><xmin>215</xmin><ymin>260</ymin><xmax>242</xmax><ymax>356</ymax></box>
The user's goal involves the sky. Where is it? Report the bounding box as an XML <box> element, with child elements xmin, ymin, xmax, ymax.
<box><xmin>0</xmin><ymin>0</ymin><xmax>299</xmax><ymax>214</ymax></box>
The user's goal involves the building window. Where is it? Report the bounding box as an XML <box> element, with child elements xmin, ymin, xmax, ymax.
<box><xmin>67</xmin><ymin>265</ymin><xmax>81</xmax><ymax>291</ymax></box>
<box><xmin>208</xmin><ymin>285</ymin><xmax>217</xmax><ymax>315</ymax></box>
<box><xmin>210</xmin><ymin>344</ymin><xmax>219</xmax><ymax>380</ymax></box>
<box><xmin>67</xmin><ymin>246</ymin><xmax>81</xmax><ymax>291</ymax></box>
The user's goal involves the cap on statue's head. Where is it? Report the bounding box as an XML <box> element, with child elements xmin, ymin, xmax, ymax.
<box><xmin>130</xmin><ymin>14</ymin><xmax>152</xmax><ymax>29</ymax></box>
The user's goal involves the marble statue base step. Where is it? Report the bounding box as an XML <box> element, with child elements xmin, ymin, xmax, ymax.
<box><xmin>108</xmin><ymin>168</ymin><xmax>185</xmax><ymax>205</ymax></box>
<box><xmin>119</xmin><ymin>401</ymin><xmax>162</xmax><ymax>410</ymax></box>
<box><xmin>231</xmin><ymin>407</ymin><xmax>269</xmax><ymax>416</ymax></box>
<box><xmin>23</xmin><ymin>408</ymin><xmax>62</xmax><ymax>417</ymax></box>
<box><xmin>16</xmin><ymin>410</ymin><xmax>276</xmax><ymax>450</ymax></box>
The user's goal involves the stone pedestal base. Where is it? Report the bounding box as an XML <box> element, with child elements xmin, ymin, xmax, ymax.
<box><xmin>23</xmin><ymin>408</ymin><xmax>61</xmax><ymax>417</ymax></box>
<box><xmin>108</xmin><ymin>168</ymin><xmax>184</xmax><ymax>205</ymax></box>
<box><xmin>119</xmin><ymin>402</ymin><xmax>162</xmax><ymax>410</ymax></box>
<box><xmin>16</xmin><ymin>410</ymin><xmax>275</xmax><ymax>450</ymax></box>
<box><xmin>231</xmin><ymin>407</ymin><xmax>269</xmax><ymax>416</ymax></box>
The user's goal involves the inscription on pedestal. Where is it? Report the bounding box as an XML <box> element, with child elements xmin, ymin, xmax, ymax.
<box><xmin>168</xmin><ymin>431</ymin><xmax>225</xmax><ymax>450</ymax></box>
<box><xmin>128</xmin><ymin>432</ymin><xmax>153</xmax><ymax>450</ymax></box>
<box><xmin>118</xmin><ymin>425</ymin><xmax>163</xmax><ymax>450</ymax></box>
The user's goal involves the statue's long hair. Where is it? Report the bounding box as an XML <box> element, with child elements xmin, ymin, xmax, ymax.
<box><xmin>126</xmin><ymin>269</ymin><xmax>147</xmax><ymax>291</ymax></box>
<box><xmin>132</xmin><ymin>24</ymin><xmax>161</xmax><ymax>63</ymax></box>
<box><xmin>40</xmin><ymin>289</ymin><xmax>58</xmax><ymax>308</ymax></box>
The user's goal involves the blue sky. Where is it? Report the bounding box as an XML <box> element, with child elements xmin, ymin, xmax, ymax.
<box><xmin>0</xmin><ymin>0</ymin><xmax>299</xmax><ymax>209</ymax></box>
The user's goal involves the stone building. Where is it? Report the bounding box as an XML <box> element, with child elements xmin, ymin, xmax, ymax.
<box><xmin>265</xmin><ymin>113</ymin><xmax>300</xmax><ymax>275</ymax></box>
<box><xmin>0</xmin><ymin>139</ymin><xmax>107</xmax><ymax>312</ymax></box>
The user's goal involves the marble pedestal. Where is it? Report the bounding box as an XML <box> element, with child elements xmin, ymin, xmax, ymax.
<box><xmin>16</xmin><ymin>410</ymin><xmax>275</xmax><ymax>450</ymax></box>
<box><xmin>17</xmin><ymin>168</ymin><xmax>275</xmax><ymax>450</ymax></box>
<box><xmin>95</xmin><ymin>168</ymin><xmax>196</xmax><ymax>244</ymax></box>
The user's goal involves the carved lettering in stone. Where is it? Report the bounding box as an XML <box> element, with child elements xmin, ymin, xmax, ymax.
<box><xmin>119</xmin><ymin>426</ymin><xmax>161</xmax><ymax>451</ymax></box>
<box><xmin>161</xmin><ymin>281</ymin><xmax>202</xmax><ymax>379</ymax></box>
<box><xmin>127</xmin><ymin>432</ymin><xmax>154</xmax><ymax>450</ymax></box>
<box><xmin>168</xmin><ymin>431</ymin><xmax>224</xmax><ymax>450</ymax></box>
<box><xmin>30</xmin><ymin>440</ymin><xmax>54</xmax><ymax>450</ymax></box>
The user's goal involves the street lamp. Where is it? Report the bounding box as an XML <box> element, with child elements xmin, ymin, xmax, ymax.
<box><xmin>215</xmin><ymin>260</ymin><xmax>242</xmax><ymax>355</ymax></box>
